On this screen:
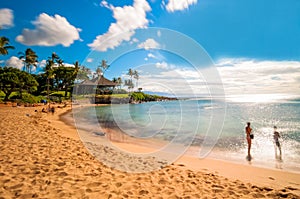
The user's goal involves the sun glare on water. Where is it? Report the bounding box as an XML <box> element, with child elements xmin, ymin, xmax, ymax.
<box><xmin>226</xmin><ymin>94</ymin><xmax>291</xmax><ymax>103</ymax></box>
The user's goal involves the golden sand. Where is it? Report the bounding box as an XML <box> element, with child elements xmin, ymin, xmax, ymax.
<box><xmin>0</xmin><ymin>104</ymin><xmax>299</xmax><ymax>198</ymax></box>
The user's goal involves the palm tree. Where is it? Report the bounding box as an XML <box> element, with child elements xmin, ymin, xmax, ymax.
<box><xmin>94</xmin><ymin>60</ymin><xmax>110</xmax><ymax>95</ymax></box>
<box><xmin>117</xmin><ymin>77</ymin><xmax>122</xmax><ymax>89</ymax></box>
<box><xmin>124</xmin><ymin>79</ymin><xmax>134</xmax><ymax>93</ymax></box>
<box><xmin>82</xmin><ymin>66</ymin><xmax>91</xmax><ymax>74</ymax></box>
<box><xmin>72</xmin><ymin>61</ymin><xmax>79</xmax><ymax>76</ymax></box>
<box><xmin>18</xmin><ymin>48</ymin><xmax>38</xmax><ymax>73</ymax></box>
<box><xmin>133</xmin><ymin>70</ymin><xmax>139</xmax><ymax>89</ymax></box>
<box><xmin>0</xmin><ymin>37</ymin><xmax>15</xmax><ymax>55</ymax></box>
<box><xmin>57</xmin><ymin>58</ymin><xmax>64</xmax><ymax>67</ymax></box>
<box><xmin>77</xmin><ymin>65</ymin><xmax>90</xmax><ymax>81</ymax></box>
<box><xmin>127</xmin><ymin>68</ymin><xmax>134</xmax><ymax>92</ymax></box>
<box><xmin>97</xmin><ymin>59</ymin><xmax>110</xmax><ymax>77</ymax></box>
<box><xmin>127</xmin><ymin>68</ymin><xmax>133</xmax><ymax>81</ymax></box>
<box><xmin>125</xmin><ymin>68</ymin><xmax>134</xmax><ymax>91</ymax></box>
<box><xmin>45</xmin><ymin>52</ymin><xmax>60</xmax><ymax>106</ymax></box>
<box><xmin>112</xmin><ymin>77</ymin><xmax>123</xmax><ymax>90</ymax></box>
<box><xmin>96</xmin><ymin>66</ymin><xmax>102</xmax><ymax>77</ymax></box>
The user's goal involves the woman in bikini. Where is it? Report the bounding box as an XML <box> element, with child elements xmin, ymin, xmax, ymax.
<box><xmin>245</xmin><ymin>122</ymin><xmax>252</xmax><ymax>158</ymax></box>
<box><xmin>273</xmin><ymin>126</ymin><xmax>282</xmax><ymax>160</ymax></box>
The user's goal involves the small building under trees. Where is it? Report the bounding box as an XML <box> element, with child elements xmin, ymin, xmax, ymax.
<box><xmin>75</xmin><ymin>75</ymin><xmax>117</xmax><ymax>95</ymax></box>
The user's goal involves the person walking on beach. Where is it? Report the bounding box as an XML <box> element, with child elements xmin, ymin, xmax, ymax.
<box><xmin>273</xmin><ymin>126</ymin><xmax>282</xmax><ymax>160</ymax></box>
<box><xmin>245</xmin><ymin>122</ymin><xmax>253</xmax><ymax>159</ymax></box>
<box><xmin>51</xmin><ymin>106</ymin><xmax>55</xmax><ymax>115</ymax></box>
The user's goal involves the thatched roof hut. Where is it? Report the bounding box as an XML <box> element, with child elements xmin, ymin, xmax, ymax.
<box><xmin>75</xmin><ymin>76</ymin><xmax>117</xmax><ymax>94</ymax></box>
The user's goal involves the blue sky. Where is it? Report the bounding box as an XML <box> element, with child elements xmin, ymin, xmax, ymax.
<box><xmin>1</xmin><ymin>0</ymin><xmax>300</xmax><ymax>101</ymax></box>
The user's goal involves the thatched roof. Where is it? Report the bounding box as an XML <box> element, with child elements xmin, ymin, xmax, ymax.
<box><xmin>79</xmin><ymin>79</ymin><xmax>95</xmax><ymax>85</ymax></box>
<box><xmin>79</xmin><ymin>76</ymin><xmax>117</xmax><ymax>87</ymax></box>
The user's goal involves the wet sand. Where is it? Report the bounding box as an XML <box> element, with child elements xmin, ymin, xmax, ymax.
<box><xmin>0</xmin><ymin>103</ymin><xmax>299</xmax><ymax>198</ymax></box>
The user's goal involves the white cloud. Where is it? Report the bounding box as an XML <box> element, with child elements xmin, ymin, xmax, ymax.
<box><xmin>216</xmin><ymin>58</ymin><xmax>300</xmax><ymax>101</ymax></box>
<box><xmin>88</xmin><ymin>0</ymin><xmax>151</xmax><ymax>51</ymax></box>
<box><xmin>155</xmin><ymin>61</ymin><xmax>168</xmax><ymax>69</ymax></box>
<box><xmin>158</xmin><ymin>67</ymin><xmax>203</xmax><ymax>81</ymax></box>
<box><xmin>39</xmin><ymin>60</ymin><xmax>47</xmax><ymax>68</ymax></box>
<box><xmin>6</xmin><ymin>56</ymin><xmax>23</xmax><ymax>70</ymax></box>
<box><xmin>16</xmin><ymin>13</ymin><xmax>81</xmax><ymax>47</ymax></box>
<box><xmin>138</xmin><ymin>65</ymin><xmax>208</xmax><ymax>97</ymax></box>
<box><xmin>100</xmin><ymin>0</ymin><xmax>112</xmax><ymax>9</ymax></box>
<box><xmin>37</xmin><ymin>60</ymin><xmax>74</xmax><ymax>72</ymax></box>
<box><xmin>148</xmin><ymin>53</ymin><xmax>156</xmax><ymax>58</ymax></box>
<box><xmin>165</xmin><ymin>0</ymin><xmax>197</xmax><ymax>12</ymax></box>
<box><xmin>0</xmin><ymin>8</ymin><xmax>14</xmax><ymax>28</ymax></box>
<box><xmin>64</xmin><ymin>63</ymin><xmax>75</xmax><ymax>68</ymax></box>
<box><xmin>136</xmin><ymin>58</ymin><xmax>300</xmax><ymax>100</ymax></box>
<box><xmin>138</xmin><ymin>38</ymin><xmax>160</xmax><ymax>50</ymax></box>
<box><xmin>130</xmin><ymin>38</ymin><xmax>139</xmax><ymax>44</ymax></box>
<box><xmin>86</xmin><ymin>58</ymin><xmax>93</xmax><ymax>63</ymax></box>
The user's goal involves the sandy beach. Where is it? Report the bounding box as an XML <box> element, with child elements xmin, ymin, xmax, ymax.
<box><xmin>0</xmin><ymin>104</ymin><xmax>299</xmax><ymax>198</ymax></box>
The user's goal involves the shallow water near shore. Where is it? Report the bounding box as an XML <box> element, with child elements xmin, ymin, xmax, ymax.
<box><xmin>69</xmin><ymin>99</ymin><xmax>300</xmax><ymax>173</ymax></box>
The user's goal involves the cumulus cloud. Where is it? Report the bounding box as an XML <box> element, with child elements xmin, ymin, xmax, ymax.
<box><xmin>0</xmin><ymin>8</ymin><xmax>14</xmax><ymax>28</ymax></box>
<box><xmin>138</xmin><ymin>38</ymin><xmax>160</xmax><ymax>50</ymax></box>
<box><xmin>16</xmin><ymin>13</ymin><xmax>81</xmax><ymax>47</ymax></box>
<box><xmin>136</xmin><ymin>58</ymin><xmax>300</xmax><ymax>100</ymax></box>
<box><xmin>155</xmin><ymin>61</ymin><xmax>168</xmax><ymax>69</ymax></box>
<box><xmin>5</xmin><ymin>56</ymin><xmax>23</xmax><ymax>70</ymax></box>
<box><xmin>165</xmin><ymin>0</ymin><xmax>197</xmax><ymax>12</ymax></box>
<box><xmin>88</xmin><ymin>0</ymin><xmax>151</xmax><ymax>51</ymax></box>
<box><xmin>216</xmin><ymin>58</ymin><xmax>300</xmax><ymax>101</ymax></box>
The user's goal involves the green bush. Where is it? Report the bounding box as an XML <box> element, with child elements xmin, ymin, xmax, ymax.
<box><xmin>130</xmin><ymin>92</ymin><xmax>145</xmax><ymax>101</ymax></box>
<box><xmin>129</xmin><ymin>92</ymin><xmax>173</xmax><ymax>102</ymax></box>
<box><xmin>9</xmin><ymin>93</ymin><xmax>44</xmax><ymax>104</ymax></box>
<box><xmin>21</xmin><ymin>93</ymin><xmax>38</xmax><ymax>104</ymax></box>
<box><xmin>0</xmin><ymin>91</ymin><xmax>5</xmax><ymax>98</ymax></box>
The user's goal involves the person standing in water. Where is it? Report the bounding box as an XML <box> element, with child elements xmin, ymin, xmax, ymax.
<box><xmin>245</xmin><ymin>122</ymin><xmax>253</xmax><ymax>159</ymax></box>
<box><xmin>273</xmin><ymin>126</ymin><xmax>282</xmax><ymax>160</ymax></box>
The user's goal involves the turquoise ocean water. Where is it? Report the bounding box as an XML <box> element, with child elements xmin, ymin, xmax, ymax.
<box><xmin>73</xmin><ymin>99</ymin><xmax>300</xmax><ymax>172</ymax></box>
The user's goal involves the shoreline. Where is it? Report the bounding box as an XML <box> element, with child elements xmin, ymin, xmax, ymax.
<box><xmin>62</xmin><ymin>104</ymin><xmax>300</xmax><ymax>173</ymax></box>
<box><xmin>59</xmin><ymin>104</ymin><xmax>300</xmax><ymax>190</ymax></box>
<box><xmin>1</xmin><ymin>103</ymin><xmax>299</xmax><ymax>198</ymax></box>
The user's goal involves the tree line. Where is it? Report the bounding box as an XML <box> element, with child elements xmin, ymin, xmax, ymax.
<box><xmin>0</xmin><ymin>35</ymin><xmax>90</xmax><ymax>103</ymax></box>
<box><xmin>0</xmin><ymin>54</ymin><xmax>88</xmax><ymax>102</ymax></box>
<box><xmin>0</xmin><ymin>34</ymin><xmax>141</xmax><ymax>103</ymax></box>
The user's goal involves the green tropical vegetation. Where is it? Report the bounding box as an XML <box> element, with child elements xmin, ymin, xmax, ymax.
<box><xmin>0</xmin><ymin>34</ymin><xmax>176</xmax><ymax>104</ymax></box>
<box><xmin>0</xmin><ymin>67</ymin><xmax>38</xmax><ymax>101</ymax></box>
<box><xmin>97</xmin><ymin>59</ymin><xmax>110</xmax><ymax>76</ymax></box>
<box><xmin>124</xmin><ymin>68</ymin><xmax>139</xmax><ymax>93</ymax></box>
<box><xmin>18</xmin><ymin>48</ymin><xmax>38</xmax><ymax>74</ymax></box>
<box><xmin>0</xmin><ymin>36</ymin><xmax>15</xmax><ymax>56</ymax></box>
<box><xmin>130</xmin><ymin>92</ymin><xmax>175</xmax><ymax>102</ymax></box>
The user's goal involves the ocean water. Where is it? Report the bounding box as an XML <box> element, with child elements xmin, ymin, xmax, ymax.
<box><xmin>72</xmin><ymin>99</ymin><xmax>300</xmax><ymax>172</ymax></box>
